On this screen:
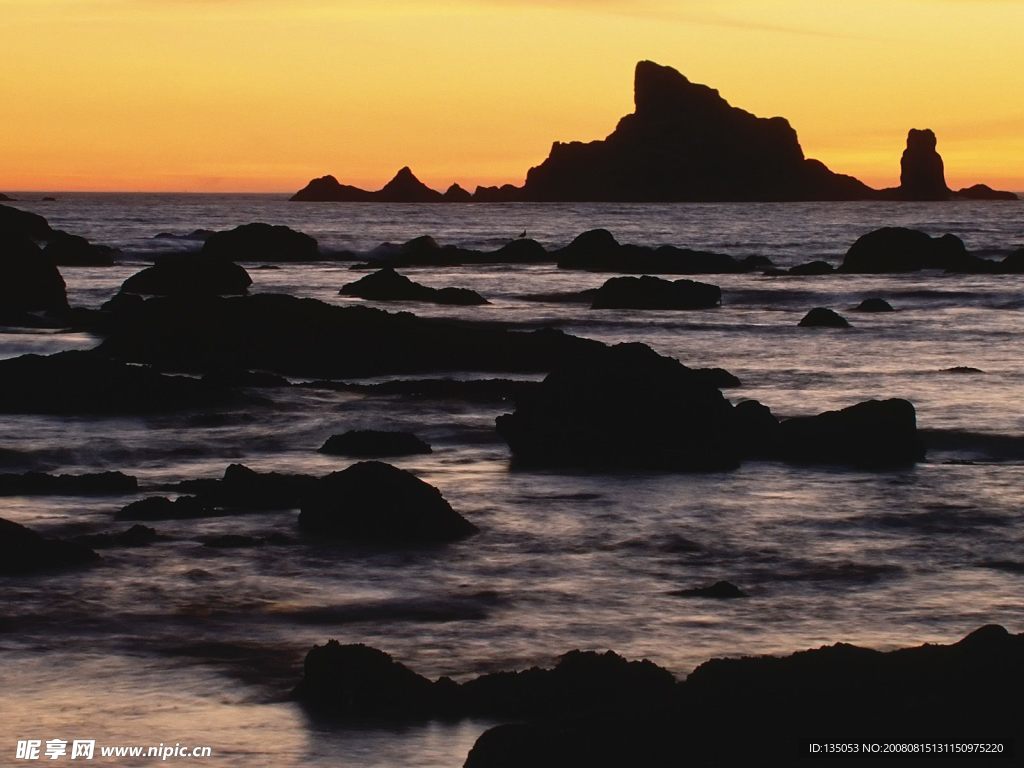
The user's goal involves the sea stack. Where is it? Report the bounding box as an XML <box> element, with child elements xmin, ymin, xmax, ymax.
<box><xmin>899</xmin><ymin>129</ymin><xmax>949</xmax><ymax>200</ymax></box>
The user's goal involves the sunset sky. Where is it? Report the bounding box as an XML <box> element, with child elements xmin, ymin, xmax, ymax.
<box><xmin>3</xmin><ymin>0</ymin><xmax>1022</xmax><ymax>193</ymax></box>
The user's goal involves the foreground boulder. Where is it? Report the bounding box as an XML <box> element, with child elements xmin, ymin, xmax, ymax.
<box><xmin>0</xmin><ymin>517</ymin><xmax>99</xmax><ymax>575</ymax></box>
<box><xmin>798</xmin><ymin>307</ymin><xmax>850</xmax><ymax>328</ymax></box>
<box><xmin>779</xmin><ymin>398</ymin><xmax>924</xmax><ymax>468</ymax></box>
<box><xmin>590</xmin><ymin>275</ymin><xmax>721</xmax><ymax>310</ymax></box>
<box><xmin>0</xmin><ymin>471</ymin><xmax>137</xmax><ymax>496</ymax></box>
<box><xmin>96</xmin><ymin>294</ymin><xmax>603</xmax><ymax>378</ymax></box>
<box><xmin>0</xmin><ymin>204</ymin><xmax>52</xmax><ymax>239</ymax></box>
<box><xmin>298</xmin><ymin>461</ymin><xmax>476</xmax><ymax>543</ymax></box>
<box><xmin>319</xmin><ymin>430</ymin><xmax>432</xmax><ymax>457</ymax></box>
<box><xmin>120</xmin><ymin>253</ymin><xmax>252</xmax><ymax>296</ymax></box>
<box><xmin>201</xmin><ymin>223</ymin><xmax>318</xmax><ymax>262</ymax></box>
<box><xmin>840</xmin><ymin>227</ymin><xmax>981</xmax><ymax>273</ymax></box>
<box><xmin>340</xmin><ymin>268</ymin><xmax>488</xmax><ymax>305</ymax></box>
<box><xmin>496</xmin><ymin>343</ymin><xmax>739</xmax><ymax>470</ymax></box>
<box><xmin>0</xmin><ymin>236</ymin><xmax>68</xmax><ymax>314</ymax></box>
<box><xmin>42</xmin><ymin>232</ymin><xmax>117</xmax><ymax>266</ymax></box>
<box><xmin>465</xmin><ymin>625</ymin><xmax>1024</xmax><ymax>767</ymax></box>
<box><xmin>0</xmin><ymin>351</ymin><xmax>233</xmax><ymax>414</ymax></box>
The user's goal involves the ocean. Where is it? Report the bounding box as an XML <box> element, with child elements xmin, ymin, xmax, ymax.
<box><xmin>2</xmin><ymin>194</ymin><xmax>1023</xmax><ymax>766</ymax></box>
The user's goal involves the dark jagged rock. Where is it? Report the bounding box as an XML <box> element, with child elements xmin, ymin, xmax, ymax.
<box><xmin>840</xmin><ymin>227</ymin><xmax>989</xmax><ymax>273</ymax></box>
<box><xmin>295</xmin><ymin>642</ymin><xmax>675</xmax><ymax>722</ymax></box>
<box><xmin>173</xmin><ymin>464</ymin><xmax>318</xmax><ymax>510</ymax></box>
<box><xmin>42</xmin><ymin>232</ymin><xmax>118</xmax><ymax>266</ymax></box>
<box><xmin>115</xmin><ymin>495</ymin><xmax>216</xmax><ymax>521</ymax></box>
<box><xmin>955</xmin><ymin>183</ymin><xmax>1018</xmax><ymax>201</ymax></box>
<box><xmin>75</xmin><ymin>524</ymin><xmax>160</xmax><ymax>548</ymax></box>
<box><xmin>0</xmin><ymin>517</ymin><xmax>99</xmax><ymax>575</ymax></box>
<box><xmin>732</xmin><ymin>399</ymin><xmax>780</xmax><ymax>458</ymax></box>
<box><xmin>294</xmin><ymin>642</ymin><xmax>440</xmax><ymax>717</ymax></box>
<box><xmin>590</xmin><ymin>275</ymin><xmax>721</xmax><ymax>310</ymax></box>
<box><xmin>0</xmin><ymin>204</ymin><xmax>52</xmax><ymax>239</ymax></box>
<box><xmin>493</xmin><ymin>238</ymin><xmax>548</xmax><ymax>263</ymax></box>
<box><xmin>670</xmin><ymin>580</ymin><xmax>748</xmax><ymax>599</ymax></box>
<box><xmin>0</xmin><ymin>471</ymin><xmax>137</xmax><ymax>496</ymax></box>
<box><xmin>0</xmin><ymin>351</ymin><xmax>234</xmax><ymax>414</ymax></box>
<box><xmin>298</xmin><ymin>461</ymin><xmax>476</xmax><ymax>543</ymax></box>
<box><xmin>319</xmin><ymin>430</ymin><xmax>432</xmax><ymax>458</ymax></box>
<box><xmin>898</xmin><ymin>128</ymin><xmax>949</xmax><ymax>200</ymax></box>
<box><xmin>787</xmin><ymin>260</ymin><xmax>834</xmax><ymax>276</ymax></box>
<box><xmin>201</xmin><ymin>223</ymin><xmax>319</xmax><ymax>262</ymax></box>
<box><xmin>555</xmin><ymin>229</ymin><xmax>759</xmax><ymax>274</ymax></box>
<box><xmin>522</xmin><ymin>61</ymin><xmax>873</xmax><ymax>202</ymax></box>
<box><xmin>466</xmin><ymin>625</ymin><xmax>1024</xmax><ymax>768</ymax></box>
<box><xmin>854</xmin><ymin>297</ymin><xmax>895</xmax><ymax>312</ymax></box>
<box><xmin>120</xmin><ymin>253</ymin><xmax>252</xmax><ymax>296</ymax></box>
<box><xmin>443</xmin><ymin>183</ymin><xmax>473</xmax><ymax>202</ymax></box>
<box><xmin>798</xmin><ymin>307</ymin><xmax>849</xmax><ymax>328</ymax></box>
<box><xmin>95</xmin><ymin>294</ymin><xmax>604</xmax><ymax>379</ymax></box>
<box><xmin>1001</xmin><ymin>248</ymin><xmax>1024</xmax><ymax>273</ymax></box>
<box><xmin>340</xmin><ymin>268</ymin><xmax>488</xmax><ymax>306</ymax></box>
<box><xmin>0</xmin><ymin>236</ymin><xmax>68</xmax><ymax>314</ymax></box>
<box><xmin>472</xmin><ymin>184</ymin><xmax>523</xmax><ymax>202</ymax></box>
<box><xmin>496</xmin><ymin>342</ymin><xmax>740</xmax><ymax>470</ymax></box>
<box><xmin>779</xmin><ymin>398</ymin><xmax>924</xmax><ymax>468</ymax></box>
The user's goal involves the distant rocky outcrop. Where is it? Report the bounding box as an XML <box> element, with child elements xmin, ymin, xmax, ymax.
<box><xmin>292</xmin><ymin>63</ymin><xmax>1017</xmax><ymax>203</ymax></box>
<box><xmin>319</xmin><ymin>430</ymin><xmax>432</xmax><ymax>458</ymax></box>
<box><xmin>340</xmin><ymin>268</ymin><xmax>488</xmax><ymax>305</ymax></box>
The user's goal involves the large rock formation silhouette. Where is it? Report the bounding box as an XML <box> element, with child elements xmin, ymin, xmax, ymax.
<box><xmin>292</xmin><ymin>61</ymin><xmax>1018</xmax><ymax>202</ymax></box>
<box><xmin>520</xmin><ymin>61</ymin><xmax>872</xmax><ymax>201</ymax></box>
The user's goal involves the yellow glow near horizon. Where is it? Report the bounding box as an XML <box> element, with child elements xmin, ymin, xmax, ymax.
<box><xmin>2</xmin><ymin>0</ymin><xmax>1022</xmax><ymax>192</ymax></box>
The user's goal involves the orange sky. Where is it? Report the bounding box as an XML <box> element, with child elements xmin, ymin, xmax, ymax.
<box><xmin>3</xmin><ymin>0</ymin><xmax>1022</xmax><ymax>192</ymax></box>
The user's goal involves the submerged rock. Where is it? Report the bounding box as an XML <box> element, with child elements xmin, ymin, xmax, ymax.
<box><xmin>0</xmin><ymin>235</ymin><xmax>68</xmax><ymax>314</ymax></box>
<box><xmin>590</xmin><ymin>275</ymin><xmax>721</xmax><ymax>310</ymax></box>
<box><xmin>787</xmin><ymin>260</ymin><xmax>834</xmax><ymax>276</ymax></box>
<box><xmin>115</xmin><ymin>496</ymin><xmax>216</xmax><ymax>521</ymax></box>
<box><xmin>42</xmin><ymin>232</ymin><xmax>118</xmax><ymax>266</ymax></box>
<box><xmin>319</xmin><ymin>430</ymin><xmax>432</xmax><ymax>458</ymax></box>
<box><xmin>0</xmin><ymin>471</ymin><xmax>137</xmax><ymax>496</ymax></box>
<box><xmin>670</xmin><ymin>580</ymin><xmax>748</xmax><ymax>599</ymax></box>
<box><xmin>201</xmin><ymin>223</ymin><xmax>319</xmax><ymax>262</ymax></box>
<box><xmin>496</xmin><ymin>342</ymin><xmax>739</xmax><ymax>470</ymax></box>
<box><xmin>779</xmin><ymin>398</ymin><xmax>924</xmax><ymax>468</ymax></box>
<box><xmin>0</xmin><ymin>517</ymin><xmax>99</xmax><ymax>575</ymax></box>
<box><xmin>75</xmin><ymin>524</ymin><xmax>160</xmax><ymax>548</ymax></box>
<box><xmin>120</xmin><ymin>253</ymin><xmax>252</xmax><ymax>296</ymax></box>
<box><xmin>298</xmin><ymin>461</ymin><xmax>476</xmax><ymax>543</ymax></box>
<box><xmin>853</xmin><ymin>297</ymin><xmax>895</xmax><ymax>312</ymax></box>
<box><xmin>798</xmin><ymin>307</ymin><xmax>849</xmax><ymax>328</ymax></box>
<box><xmin>340</xmin><ymin>268</ymin><xmax>488</xmax><ymax>305</ymax></box>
